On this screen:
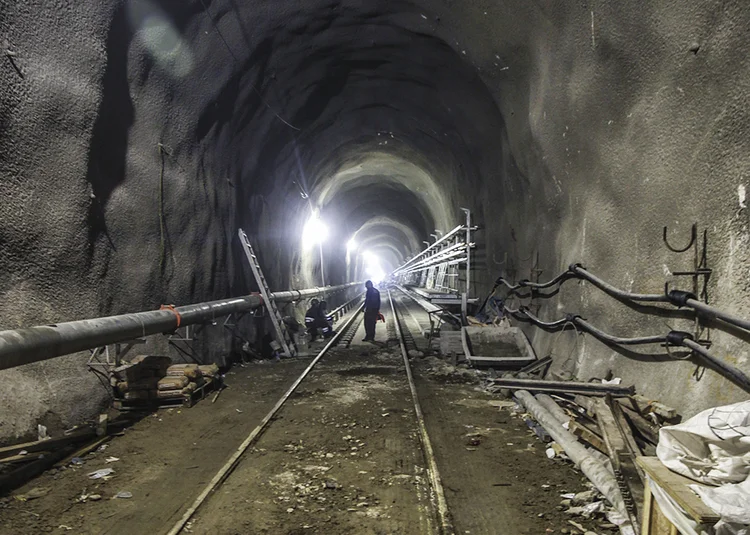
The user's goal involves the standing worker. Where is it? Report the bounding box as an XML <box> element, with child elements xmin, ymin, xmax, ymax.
<box><xmin>362</xmin><ymin>280</ymin><xmax>381</xmax><ymax>342</ymax></box>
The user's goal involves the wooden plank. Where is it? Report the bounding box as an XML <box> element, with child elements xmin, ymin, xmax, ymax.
<box><xmin>0</xmin><ymin>447</ymin><xmax>72</xmax><ymax>494</ymax></box>
<box><xmin>54</xmin><ymin>436</ymin><xmax>112</xmax><ymax>469</ymax></box>
<box><xmin>568</xmin><ymin>420</ymin><xmax>607</xmax><ymax>454</ymax></box>
<box><xmin>595</xmin><ymin>398</ymin><xmax>644</xmax><ymax>531</ymax></box>
<box><xmin>594</xmin><ymin>399</ymin><xmax>627</xmax><ymax>454</ymax></box>
<box><xmin>0</xmin><ymin>452</ymin><xmax>49</xmax><ymax>464</ymax></box>
<box><xmin>636</xmin><ymin>457</ymin><xmax>720</xmax><ymax>524</ymax></box>
<box><xmin>0</xmin><ymin>429</ymin><xmax>95</xmax><ymax>460</ymax></box>
<box><xmin>641</xmin><ymin>478</ymin><xmax>653</xmax><ymax>535</ymax></box>
<box><xmin>619</xmin><ymin>404</ymin><xmax>660</xmax><ymax>445</ymax></box>
<box><xmin>611</xmin><ymin>401</ymin><xmax>646</xmax><ymax>459</ymax></box>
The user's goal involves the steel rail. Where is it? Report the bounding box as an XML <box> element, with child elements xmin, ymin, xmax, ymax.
<box><xmin>388</xmin><ymin>290</ymin><xmax>454</xmax><ymax>535</ymax></box>
<box><xmin>165</xmin><ymin>303</ymin><xmax>365</xmax><ymax>535</ymax></box>
<box><xmin>0</xmin><ymin>283</ymin><xmax>358</xmax><ymax>372</ymax></box>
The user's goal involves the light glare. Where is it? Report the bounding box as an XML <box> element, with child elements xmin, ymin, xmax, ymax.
<box><xmin>302</xmin><ymin>213</ymin><xmax>328</xmax><ymax>249</ymax></box>
<box><xmin>362</xmin><ymin>251</ymin><xmax>385</xmax><ymax>284</ymax></box>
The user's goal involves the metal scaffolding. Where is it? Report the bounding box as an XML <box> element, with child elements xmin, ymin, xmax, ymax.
<box><xmin>392</xmin><ymin>209</ymin><xmax>477</xmax><ymax>318</ymax></box>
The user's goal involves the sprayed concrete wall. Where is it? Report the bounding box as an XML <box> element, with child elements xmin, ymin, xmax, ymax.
<box><xmin>1</xmin><ymin>0</ymin><xmax>748</xmax><ymax>441</ymax></box>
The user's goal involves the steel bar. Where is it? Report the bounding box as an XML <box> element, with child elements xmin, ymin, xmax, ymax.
<box><xmin>397</xmin><ymin>243</ymin><xmax>467</xmax><ymax>273</ymax></box>
<box><xmin>399</xmin><ymin>256</ymin><xmax>469</xmax><ymax>275</ymax></box>
<box><xmin>166</xmin><ymin>303</ymin><xmax>364</xmax><ymax>535</ymax></box>
<box><xmin>518</xmin><ymin>355</ymin><xmax>553</xmax><ymax>375</ymax></box>
<box><xmin>490</xmin><ymin>378</ymin><xmax>635</xmax><ymax>397</ymax></box>
<box><xmin>388</xmin><ymin>290</ymin><xmax>454</xmax><ymax>535</ymax></box>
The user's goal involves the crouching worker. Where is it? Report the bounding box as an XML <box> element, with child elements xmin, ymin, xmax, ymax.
<box><xmin>305</xmin><ymin>299</ymin><xmax>334</xmax><ymax>341</ymax></box>
<box><xmin>317</xmin><ymin>301</ymin><xmax>335</xmax><ymax>338</ymax></box>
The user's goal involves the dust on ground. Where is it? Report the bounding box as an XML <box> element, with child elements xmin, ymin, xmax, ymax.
<box><xmin>1</xmin><ymin>347</ymin><xmax>617</xmax><ymax>535</ymax></box>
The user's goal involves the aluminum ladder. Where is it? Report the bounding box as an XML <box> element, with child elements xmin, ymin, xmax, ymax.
<box><xmin>238</xmin><ymin>229</ymin><xmax>297</xmax><ymax>357</ymax></box>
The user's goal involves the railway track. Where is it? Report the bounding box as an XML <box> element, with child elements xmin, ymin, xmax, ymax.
<box><xmin>165</xmin><ymin>286</ymin><xmax>454</xmax><ymax>535</ymax></box>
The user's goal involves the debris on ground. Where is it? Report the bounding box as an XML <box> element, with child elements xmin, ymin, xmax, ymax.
<box><xmin>87</xmin><ymin>468</ymin><xmax>114</xmax><ymax>480</ymax></box>
<box><xmin>13</xmin><ymin>487</ymin><xmax>50</xmax><ymax>502</ymax></box>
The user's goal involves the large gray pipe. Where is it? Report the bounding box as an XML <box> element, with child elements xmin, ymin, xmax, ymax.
<box><xmin>0</xmin><ymin>282</ymin><xmax>361</xmax><ymax>372</ymax></box>
<box><xmin>535</xmin><ymin>394</ymin><xmax>614</xmax><ymax>470</ymax></box>
<box><xmin>514</xmin><ymin>390</ymin><xmax>631</xmax><ymax>530</ymax></box>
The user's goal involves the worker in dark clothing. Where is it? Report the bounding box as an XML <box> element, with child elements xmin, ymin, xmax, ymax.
<box><xmin>362</xmin><ymin>280</ymin><xmax>381</xmax><ymax>342</ymax></box>
<box><xmin>305</xmin><ymin>299</ymin><xmax>333</xmax><ymax>340</ymax></box>
<box><xmin>316</xmin><ymin>300</ymin><xmax>334</xmax><ymax>338</ymax></box>
<box><xmin>305</xmin><ymin>299</ymin><xmax>321</xmax><ymax>340</ymax></box>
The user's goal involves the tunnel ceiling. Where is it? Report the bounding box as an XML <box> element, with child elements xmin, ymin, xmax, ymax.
<box><xmin>106</xmin><ymin>0</ymin><xmax>509</xmax><ymax>288</ymax></box>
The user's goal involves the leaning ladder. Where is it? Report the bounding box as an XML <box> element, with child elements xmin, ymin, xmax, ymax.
<box><xmin>238</xmin><ymin>229</ymin><xmax>297</xmax><ymax>357</ymax></box>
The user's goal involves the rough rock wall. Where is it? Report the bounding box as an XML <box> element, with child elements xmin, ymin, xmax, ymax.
<box><xmin>470</xmin><ymin>1</ymin><xmax>750</xmax><ymax>416</ymax></box>
<box><xmin>1</xmin><ymin>0</ymin><xmax>748</xmax><ymax>442</ymax></box>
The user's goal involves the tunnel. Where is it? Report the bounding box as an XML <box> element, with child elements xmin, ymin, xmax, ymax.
<box><xmin>1</xmin><ymin>1</ymin><xmax>750</xmax><ymax>533</ymax></box>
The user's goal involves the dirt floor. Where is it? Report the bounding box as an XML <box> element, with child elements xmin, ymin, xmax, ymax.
<box><xmin>0</xmin><ymin>317</ymin><xmax>618</xmax><ymax>535</ymax></box>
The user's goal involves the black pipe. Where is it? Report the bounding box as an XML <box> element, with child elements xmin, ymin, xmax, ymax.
<box><xmin>511</xmin><ymin>307</ymin><xmax>750</xmax><ymax>392</ymax></box>
<box><xmin>500</xmin><ymin>264</ymin><xmax>750</xmax><ymax>335</ymax></box>
<box><xmin>0</xmin><ymin>295</ymin><xmax>263</xmax><ymax>371</ymax></box>
<box><xmin>0</xmin><ymin>283</ymin><xmax>361</xmax><ymax>372</ymax></box>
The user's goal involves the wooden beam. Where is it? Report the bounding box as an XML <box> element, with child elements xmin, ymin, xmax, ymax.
<box><xmin>568</xmin><ymin>420</ymin><xmax>607</xmax><ymax>454</ymax></box>
<box><xmin>594</xmin><ymin>397</ymin><xmax>645</xmax><ymax>533</ymax></box>
<box><xmin>0</xmin><ymin>429</ymin><xmax>95</xmax><ymax>460</ymax></box>
<box><xmin>636</xmin><ymin>457</ymin><xmax>720</xmax><ymax>525</ymax></box>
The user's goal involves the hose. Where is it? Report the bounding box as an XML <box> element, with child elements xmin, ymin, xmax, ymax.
<box><xmin>509</xmin><ymin>307</ymin><xmax>750</xmax><ymax>392</ymax></box>
<box><xmin>497</xmin><ymin>264</ymin><xmax>750</xmax><ymax>335</ymax></box>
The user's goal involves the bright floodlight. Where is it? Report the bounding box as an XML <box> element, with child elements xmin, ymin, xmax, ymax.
<box><xmin>362</xmin><ymin>251</ymin><xmax>385</xmax><ymax>284</ymax></box>
<box><xmin>302</xmin><ymin>212</ymin><xmax>328</xmax><ymax>249</ymax></box>
<box><xmin>347</xmin><ymin>238</ymin><xmax>358</xmax><ymax>253</ymax></box>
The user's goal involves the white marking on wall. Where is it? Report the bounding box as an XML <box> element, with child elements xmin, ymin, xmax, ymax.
<box><xmin>662</xmin><ymin>264</ymin><xmax>672</xmax><ymax>277</ymax></box>
<box><xmin>739</xmin><ymin>184</ymin><xmax>747</xmax><ymax>209</ymax></box>
<box><xmin>581</xmin><ymin>217</ymin><xmax>587</xmax><ymax>255</ymax></box>
<box><xmin>590</xmin><ymin>11</ymin><xmax>595</xmax><ymax>49</ymax></box>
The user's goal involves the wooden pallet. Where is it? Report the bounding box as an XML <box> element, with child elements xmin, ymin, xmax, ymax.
<box><xmin>113</xmin><ymin>377</ymin><xmax>220</xmax><ymax>411</ymax></box>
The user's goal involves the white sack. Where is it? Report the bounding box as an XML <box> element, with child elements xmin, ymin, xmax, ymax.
<box><xmin>657</xmin><ymin>400</ymin><xmax>750</xmax><ymax>485</ymax></box>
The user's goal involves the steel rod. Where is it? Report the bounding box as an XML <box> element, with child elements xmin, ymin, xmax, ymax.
<box><xmin>490</xmin><ymin>378</ymin><xmax>635</xmax><ymax>396</ymax></box>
